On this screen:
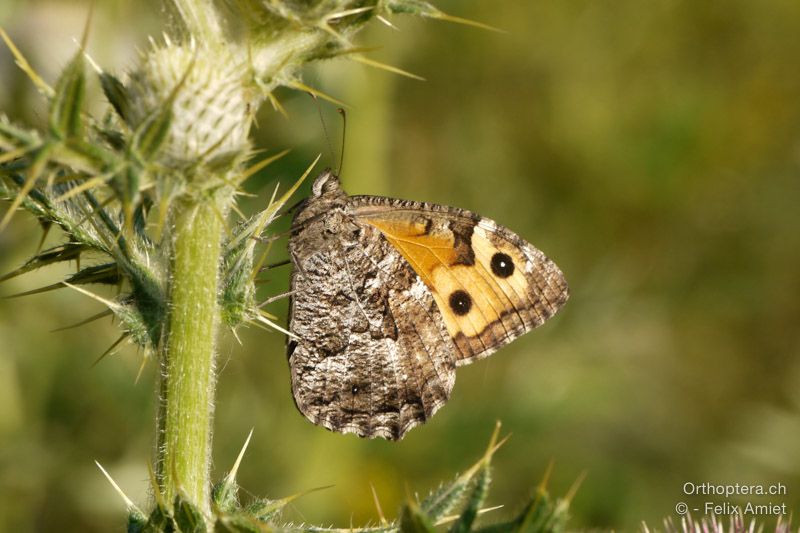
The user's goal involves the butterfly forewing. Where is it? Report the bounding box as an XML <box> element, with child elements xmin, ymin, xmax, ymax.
<box><xmin>350</xmin><ymin>197</ymin><xmax>569</xmax><ymax>365</ymax></box>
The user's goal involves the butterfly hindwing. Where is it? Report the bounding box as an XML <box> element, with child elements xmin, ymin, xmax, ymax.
<box><xmin>288</xmin><ymin>172</ymin><xmax>456</xmax><ymax>440</ymax></box>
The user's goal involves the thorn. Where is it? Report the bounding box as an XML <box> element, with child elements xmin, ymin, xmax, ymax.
<box><xmin>235</xmin><ymin>148</ymin><xmax>291</xmax><ymax>187</ymax></box>
<box><xmin>370</xmin><ymin>484</ymin><xmax>388</xmax><ymax>526</ymax></box>
<box><xmin>248</xmin><ymin>186</ymin><xmax>280</xmax><ymax>280</ymax></box>
<box><xmin>134</xmin><ymin>354</ymin><xmax>148</xmax><ymax>384</ymax></box>
<box><xmin>83</xmin><ymin>49</ymin><xmax>103</xmax><ymax>74</ymax></box>
<box><xmin>376</xmin><ymin>15</ymin><xmax>399</xmax><ymax>30</ymax></box>
<box><xmin>326</xmin><ymin>6</ymin><xmax>374</xmax><ymax>21</ymax></box>
<box><xmin>224</xmin><ymin>428</ymin><xmax>254</xmax><ymax>486</ymax></box>
<box><xmin>434</xmin><ymin>505</ymin><xmax>504</xmax><ymax>526</ymax></box>
<box><xmin>259</xmin><ymin>485</ymin><xmax>334</xmax><ymax>515</ymax></box>
<box><xmin>564</xmin><ymin>470</ymin><xmax>587</xmax><ymax>503</ymax></box>
<box><xmin>315</xmin><ymin>21</ymin><xmax>348</xmax><ymax>44</ymax></box>
<box><xmin>0</xmin><ymin>146</ymin><xmax>32</xmax><ymax>165</ymax></box>
<box><xmin>258</xmin><ymin>308</ymin><xmax>279</xmax><ymax>320</ymax></box>
<box><xmin>267</xmin><ymin>92</ymin><xmax>289</xmax><ymax>119</ymax></box>
<box><xmin>53</xmin><ymin>174</ymin><xmax>111</xmax><ymax>203</ymax></box>
<box><xmin>95</xmin><ymin>461</ymin><xmax>142</xmax><ymax>512</ymax></box>
<box><xmin>428</xmin><ymin>11</ymin><xmax>506</xmax><ymax>33</ymax></box>
<box><xmin>350</xmin><ymin>55</ymin><xmax>425</xmax><ymax>81</ymax></box>
<box><xmin>91</xmin><ymin>334</ymin><xmax>128</xmax><ymax>367</ymax></box>
<box><xmin>34</xmin><ymin>222</ymin><xmax>52</xmax><ymax>256</ymax></box>
<box><xmin>286</xmin><ymin>80</ymin><xmax>347</xmax><ymax>108</ymax></box>
<box><xmin>5</xmin><ymin>281</ymin><xmax>69</xmax><ymax>298</ymax></box>
<box><xmin>51</xmin><ymin>309</ymin><xmax>113</xmax><ymax>332</ymax></box>
<box><xmin>259</xmin><ymin>259</ymin><xmax>291</xmax><ymax>272</ymax></box>
<box><xmin>79</xmin><ymin>0</ymin><xmax>94</xmax><ymax>50</ymax></box>
<box><xmin>254</xmin><ymin>311</ymin><xmax>297</xmax><ymax>338</ymax></box>
<box><xmin>0</xmin><ymin>27</ymin><xmax>54</xmax><ymax>96</ymax></box>
<box><xmin>230</xmin><ymin>327</ymin><xmax>243</xmax><ymax>346</ymax></box>
<box><xmin>538</xmin><ymin>458</ymin><xmax>555</xmax><ymax>494</ymax></box>
<box><xmin>61</xmin><ymin>281</ymin><xmax>120</xmax><ymax>309</ymax></box>
<box><xmin>258</xmin><ymin>289</ymin><xmax>295</xmax><ymax>308</ymax></box>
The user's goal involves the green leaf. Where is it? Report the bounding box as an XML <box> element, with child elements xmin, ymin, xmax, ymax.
<box><xmin>399</xmin><ymin>501</ymin><xmax>436</xmax><ymax>533</ymax></box>
<box><xmin>448</xmin><ymin>464</ymin><xmax>491</xmax><ymax>533</ymax></box>
<box><xmin>213</xmin><ymin>513</ymin><xmax>266</xmax><ymax>533</ymax></box>
<box><xmin>474</xmin><ymin>489</ymin><xmax>568</xmax><ymax>533</ymax></box>
<box><xmin>100</xmin><ymin>71</ymin><xmax>132</xmax><ymax>124</ymax></box>
<box><xmin>142</xmin><ymin>503</ymin><xmax>174</xmax><ymax>533</ymax></box>
<box><xmin>49</xmin><ymin>52</ymin><xmax>86</xmax><ymax>139</ymax></box>
<box><xmin>211</xmin><ymin>478</ymin><xmax>240</xmax><ymax>515</ymax></box>
<box><xmin>131</xmin><ymin>106</ymin><xmax>172</xmax><ymax>162</ymax></box>
<box><xmin>0</xmin><ymin>117</ymin><xmax>41</xmax><ymax>146</ymax></box>
<box><xmin>127</xmin><ymin>508</ymin><xmax>148</xmax><ymax>533</ymax></box>
<box><xmin>174</xmin><ymin>495</ymin><xmax>207</xmax><ymax>533</ymax></box>
<box><xmin>0</xmin><ymin>243</ymin><xmax>87</xmax><ymax>283</ymax></box>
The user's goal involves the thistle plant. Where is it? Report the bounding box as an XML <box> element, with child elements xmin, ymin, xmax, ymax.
<box><xmin>0</xmin><ymin>1</ymin><xmax>578</xmax><ymax>531</ymax></box>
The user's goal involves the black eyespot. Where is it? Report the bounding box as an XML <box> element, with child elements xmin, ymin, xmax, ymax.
<box><xmin>351</xmin><ymin>384</ymin><xmax>359</xmax><ymax>395</ymax></box>
<box><xmin>491</xmin><ymin>252</ymin><xmax>515</xmax><ymax>278</ymax></box>
<box><xmin>449</xmin><ymin>290</ymin><xmax>472</xmax><ymax>316</ymax></box>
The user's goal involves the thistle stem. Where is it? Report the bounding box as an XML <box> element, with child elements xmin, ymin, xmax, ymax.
<box><xmin>157</xmin><ymin>198</ymin><xmax>223</xmax><ymax>512</ymax></box>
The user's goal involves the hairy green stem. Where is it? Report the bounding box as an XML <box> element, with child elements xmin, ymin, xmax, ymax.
<box><xmin>157</xmin><ymin>198</ymin><xmax>223</xmax><ymax>512</ymax></box>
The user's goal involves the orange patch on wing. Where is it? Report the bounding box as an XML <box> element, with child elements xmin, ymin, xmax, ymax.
<box><xmin>364</xmin><ymin>217</ymin><xmax>458</xmax><ymax>289</ymax></box>
<box><xmin>364</xmin><ymin>217</ymin><xmax>511</xmax><ymax>343</ymax></box>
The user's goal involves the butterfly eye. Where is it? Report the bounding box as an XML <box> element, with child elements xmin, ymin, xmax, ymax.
<box><xmin>351</xmin><ymin>384</ymin><xmax>359</xmax><ymax>395</ymax></box>
<box><xmin>448</xmin><ymin>290</ymin><xmax>473</xmax><ymax>316</ymax></box>
<box><xmin>490</xmin><ymin>252</ymin><xmax>515</xmax><ymax>278</ymax></box>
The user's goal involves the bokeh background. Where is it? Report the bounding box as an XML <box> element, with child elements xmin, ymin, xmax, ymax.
<box><xmin>2</xmin><ymin>0</ymin><xmax>800</xmax><ymax>531</ymax></box>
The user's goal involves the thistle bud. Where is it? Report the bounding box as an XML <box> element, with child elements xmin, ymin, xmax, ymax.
<box><xmin>126</xmin><ymin>42</ymin><xmax>252</xmax><ymax>168</ymax></box>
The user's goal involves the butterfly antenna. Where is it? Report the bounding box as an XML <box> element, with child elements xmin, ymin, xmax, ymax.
<box><xmin>310</xmin><ymin>93</ymin><xmax>337</xmax><ymax>171</ymax></box>
<box><xmin>337</xmin><ymin>107</ymin><xmax>346</xmax><ymax>175</ymax></box>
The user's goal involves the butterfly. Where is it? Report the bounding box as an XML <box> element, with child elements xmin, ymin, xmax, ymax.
<box><xmin>287</xmin><ymin>170</ymin><xmax>569</xmax><ymax>440</ymax></box>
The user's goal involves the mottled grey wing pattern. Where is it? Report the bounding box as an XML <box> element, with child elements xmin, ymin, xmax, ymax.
<box><xmin>288</xmin><ymin>171</ymin><xmax>456</xmax><ymax>440</ymax></box>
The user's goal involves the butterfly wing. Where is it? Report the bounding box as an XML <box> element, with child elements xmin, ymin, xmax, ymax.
<box><xmin>288</xmin><ymin>192</ymin><xmax>456</xmax><ymax>440</ymax></box>
<box><xmin>349</xmin><ymin>196</ymin><xmax>569</xmax><ymax>365</ymax></box>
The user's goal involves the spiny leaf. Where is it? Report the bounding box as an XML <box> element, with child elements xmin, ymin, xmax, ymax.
<box><xmin>0</xmin><ymin>27</ymin><xmax>54</xmax><ymax>97</ymax></box>
<box><xmin>50</xmin><ymin>50</ymin><xmax>86</xmax><ymax>139</ymax></box>
<box><xmin>130</xmin><ymin>53</ymin><xmax>196</xmax><ymax>163</ymax></box>
<box><xmin>127</xmin><ymin>509</ymin><xmax>148</xmax><ymax>533</ymax></box>
<box><xmin>131</xmin><ymin>106</ymin><xmax>172</xmax><ymax>163</ymax></box>
<box><xmin>350</xmin><ymin>55</ymin><xmax>425</xmax><ymax>81</ymax></box>
<box><xmin>4</xmin><ymin>263</ymin><xmax>121</xmax><ymax>298</ymax></box>
<box><xmin>214</xmin><ymin>513</ymin><xmax>269</xmax><ymax>533</ymax></box>
<box><xmin>100</xmin><ymin>71</ymin><xmax>132</xmax><ymax>124</ymax></box>
<box><xmin>142</xmin><ymin>502</ymin><xmax>174</xmax><ymax>533</ymax></box>
<box><xmin>385</xmin><ymin>0</ymin><xmax>503</xmax><ymax>32</ymax></box>
<box><xmin>212</xmin><ymin>429</ymin><xmax>254</xmax><ymax>513</ymax></box>
<box><xmin>0</xmin><ymin>243</ymin><xmax>87</xmax><ymax>283</ymax></box>
<box><xmin>0</xmin><ymin>142</ymin><xmax>54</xmax><ymax>232</ymax></box>
<box><xmin>399</xmin><ymin>500</ymin><xmax>436</xmax><ymax>533</ymax></box>
<box><xmin>420</xmin><ymin>423</ymin><xmax>505</xmax><ymax>521</ymax></box>
<box><xmin>448</xmin><ymin>464</ymin><xmax>491</xmax><ymax>533</ymax></box>
<box><xmin>246</xmin><ymin>485</ymin><xmax>333</xmax><ymax>522</ymax></box>
<box><xmin>474</xmin><ymin>488</ymin><xmax>567</xmax><ymax>533</ymax></box>
<box><xmin>173</xmin><ymin>494</ymin><xmax>206</xmax><ymax>533</ymax></box>
<box><xmin>0</xmin><ymin>118</ymin><xmax>41</xmax><ymax>148</ymax></box>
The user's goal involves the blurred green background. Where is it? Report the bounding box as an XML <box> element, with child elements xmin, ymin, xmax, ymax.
<box><xmin>2</xmin><ymin>0</ymin><xmax>800</xmax><ymax>531</ymax></box>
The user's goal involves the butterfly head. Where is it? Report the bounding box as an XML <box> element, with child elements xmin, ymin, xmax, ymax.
<box><xmin>291</xmin><ymin>169</ymin><xmax>348</xmax><ymax>231</ymax></box>
<box><xmin>311</xmin><ymin>169</ymin><xmax>344</xmax><ymax>198</ymax></box>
